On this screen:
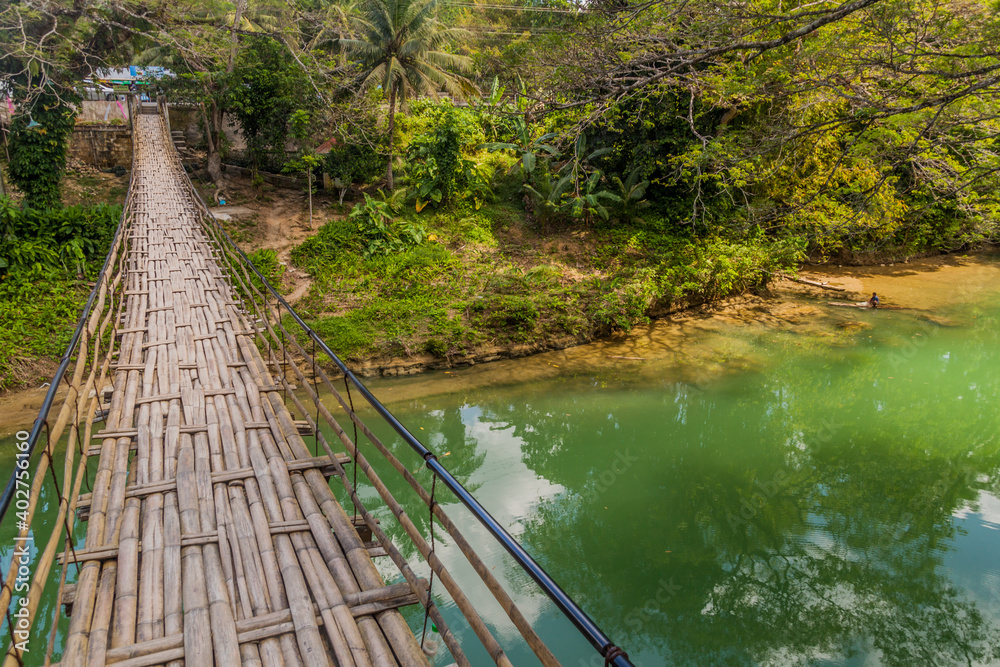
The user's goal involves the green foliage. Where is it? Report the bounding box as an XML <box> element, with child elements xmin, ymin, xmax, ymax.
<box><xmin>423</xmin><ymin>337</ymin><xmax>449</xmax><ymax>357</ymax></box>
<box><xmin>480</xmin><ymin>116</ymin><xmax>558</xmax><ymax>183</ymax></box>
<box><xmin>247</xmin><ymin>248</ymin><xmax>285</xmax><ymax>287</ymax></box>
<box><xmin>565</xmin><ymin>170</ymin><xmax>623</xmax><ymax>222</ymax></box>
<box><xmin>351</xmin><ymin>193</ymin><xmax>427</xmax><ymax>257</ymax></box>
<box><xmin>290</xmin><ymin>217</ymin><xmax>357</xmax><ymax>272</ymax></box>
<box><xmin>610</xmin><ymin>168</ymin><xmax>650</xmax><ymax>219</ymax></box>
<box><xmin>324</xmin><ymin>144</ymin><xmax>383</xmax><ymax>187</ymax></box>
<box><xmin>0</xmin><ymin>275</ymin><xmax>90</xmax><ymax>390</ymax></box>
<box><xmin>400</xmin><ymin>100</ymin><xmax>486</xmax><ymax>147</ymax></box>
<box><xmin>282</xmin><ymin>110</ymin><xmax>322</xmax><ymax>182</ymax></box>
<box><xmin>0</xmin><ymin>197</ymin><xmax>122</xmax><ymax>389</ymax></box>
<box><xmin>470</xmin><ymin>294</ymin><xmax>538</xmax><ymax>330</ymax></box>
<box><xmin>7</xmin><ymin>90</ymin><xmax>80</xmax><ymax>209</ymax></box>
<box><xmin>523</xmin><ymin>166</ymin><xmax>574</xmax><ymax>223</ymax></box>
<box><xmin>338</xmin><ymin>0</ymin><xmax>477</xmax><ymax>105</ymax></box>
<box><xmin>307</xmin><ymin>313</ymin><xmax>375</xmax><ymax>359</ymax></box>
<box><xmin>589</xmin><ymin>270</ymin><xmax>658</xmax><ymax>332</ymax></box>
<box><xmin>337</xmin><ymin>0</ymin><xmax>478</xmax><ymax>187</ymax></box>
<box><xmin>591</xmin><ymin>93</ymin><xmax>715</xmax><ymax>220</ymax></box>
<box><xmin>474</xmin><ymin>77</ymin><xmax>521</xmax><ymax>142</ymax></box>
<box><xmin>0</xmin><ymin>197</ymin><xmax>122</xmax><ymax>279</ymax></box>
<box><xmin>227</xmin><ymin>35</ymin><xmax>314</xmax><ymax>175</ymax></box>
<box><xmin>519</xmin><ymin>135</ymin><xmax>624</xmax><ymax>224</ymax></box>
<box><xmin>404</xmin><ymin>104</ymin><xmax>492</xmax><ymax>210</ymax></box>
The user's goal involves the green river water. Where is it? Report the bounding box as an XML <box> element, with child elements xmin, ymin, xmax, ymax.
<box><xmin>3</xmin><ymin>255</ymin><xmax>1000</xmax><ymax>665</ymax></box>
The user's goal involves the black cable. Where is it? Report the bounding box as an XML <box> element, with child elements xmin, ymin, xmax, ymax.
<box><xmin>420</xmin><ymin>473</ymin><xmax>439</xmax><ymax>649</ymax></box>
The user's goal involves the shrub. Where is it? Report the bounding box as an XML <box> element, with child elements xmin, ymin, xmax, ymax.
<box><xmin>405</xmin><ymin>105</ymin><xmax>492</xmax><ymax>210</ymax></box>
<box><xmin>423</xmin><ymin>337</ymin><xmax>449</xmax><ymax>357</ymax></box>
<box><xmin>7</xmin><ymin>91</ymin><xmax>80</xmax><ymax>209</ymax></box>
<box><xmin>0</xmin><ymin>197</ymin><xmax>122</xmax><ymax>279</ymax></box>
<box><xmin>324</xmin><ymin>143</ymin><xmax>383</xmax><ymax>187</ymax></box>
<box><xmin>248</xmin><ymin>248</ymin><xmax>285</xmax><ymax>287</ymax></box>
<box><xmin>290</xmin><ymin>217</ymin><xmax>357</xmax><ymax>272</ymax></box>
<box><xmin>351</xmin><ymin>194</ymin><xmax>426</xmax><ymax>258</ymax></box>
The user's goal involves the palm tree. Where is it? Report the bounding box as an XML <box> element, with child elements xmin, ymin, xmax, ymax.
<box><xmin>337</xmin><ymin>0</ymin><xmax>476</xmax><ymax>189</ymax></box>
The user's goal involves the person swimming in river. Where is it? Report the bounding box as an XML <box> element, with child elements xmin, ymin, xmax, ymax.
<box><xmin>868</xmin><ymin>292</ymin><xmax>879</xmax><ymax>308</ymax></box>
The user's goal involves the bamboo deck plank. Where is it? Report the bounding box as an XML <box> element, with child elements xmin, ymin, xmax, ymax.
<box><xmin>62</xmin><ymin>113</ymin><xmax>427</xmax><ymax>667</ymax></box>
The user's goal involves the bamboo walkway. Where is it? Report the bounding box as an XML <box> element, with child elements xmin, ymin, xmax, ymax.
<box><xmin>59</xmin><ymin>114</ymin><xmax>429</xmax><ymax>667</ymax></box>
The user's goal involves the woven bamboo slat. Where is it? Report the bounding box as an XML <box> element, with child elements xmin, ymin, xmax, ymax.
<box><xmin>22</xmin><ymin>113</ymin><xmax>436</xmax><ymax>667</ymax></box>
<box><xmin>10</xmin><ymin>106</ymin><xmax>598</xmax><ymax>667</ymax></box>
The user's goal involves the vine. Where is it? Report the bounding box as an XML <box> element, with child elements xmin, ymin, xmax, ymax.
<box><xmin>8</xmin><ymin>90</ymin><xmax>80</xmax><ymax>210</ymax></box>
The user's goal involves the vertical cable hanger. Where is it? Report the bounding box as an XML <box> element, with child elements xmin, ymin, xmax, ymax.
<box><xmin>420</xmin><ymin>473</ymin><xmax>439</xmax><ymax>651</ymax></box>
<box><xmin>344</xmin><ymin>374</ymin><xmax>360</xmax><ymax>518</ymax></box>
<box><xmin>312</xmin><ymin>336</ymin><xmax>320</xmax><ymax>457</ymax></box>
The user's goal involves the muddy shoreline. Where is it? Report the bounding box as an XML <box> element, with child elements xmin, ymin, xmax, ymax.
<box><xmin>3</xmin><ymin>251</ymin><xmax>998</xmax><ymax>435</ymax></box>
<box><xmin>343</xmin><ymin>252</ymin><xmax>1000</xmax><ymax>378</ymax></box>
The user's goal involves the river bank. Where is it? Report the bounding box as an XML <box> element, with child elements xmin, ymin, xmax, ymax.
<box><xmin>319</xmin><ymin>251</ymin><xmax>998</xmax><ymax>378</ymax></box>
<box><xmin>358</xmin><ymin>262</ymin><xmax>1000</xmax><ymax>666</ymax></box>
<box><xmin>5</xmin><ymin>251</ymin><xmax>996</xmax><ymax>435</ymax></box>
<box><xmin>4</xmin><ymin>242</ymin><xmax>1000</xmax><ymax>664</ymax></box>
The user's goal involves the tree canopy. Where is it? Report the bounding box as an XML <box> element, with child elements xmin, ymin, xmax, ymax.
<box><xmin>0</xmin><ymin>0</ymin><xmax>998</xmax><ymax>253</ymax></box>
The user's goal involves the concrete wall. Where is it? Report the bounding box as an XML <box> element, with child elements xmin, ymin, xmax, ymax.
<box><xmin>78</xmin><ymin>100</ymin><xmax>131</xmax><ymax>123</ymax></box>
<box><xmin>165</xmin><ymin>105</ymin><xmax>246</xmax><ymax>151</ymax></box>
<box><xmin>68</xmin><ymin>126</ymin><xmax>133</xmax><ymax>169</ymax></box>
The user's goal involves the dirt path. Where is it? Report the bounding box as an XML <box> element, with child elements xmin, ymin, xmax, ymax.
<box><xmin>210</xmin><ymin>181</ymin><xmax>337</xmax><ymax>305</ymax></box>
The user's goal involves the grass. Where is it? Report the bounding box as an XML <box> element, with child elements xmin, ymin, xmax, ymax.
<box><xmin>286</xmin><ymin>174</ymin><xmax>803</xmax><ymax>363</ymax></box>
<box><xmin>0</xmin><ymin>276</ymin><xmax>91</xmax><ymax>390</ymax></box>
<box><xmin>0</xmin><ymin>173</ymin><xmax>126</xmax><ymax>390</ymax></box>
<box><xmin>222</xmin><ymin>214</ymin><xmax>262</xmax><ymax>244</ymax></box>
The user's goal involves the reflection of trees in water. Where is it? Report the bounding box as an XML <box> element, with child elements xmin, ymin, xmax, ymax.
<box><xmin>469</xmin><ymin>326</ymin><xmax>1000</xmax><ymax>664</ymax></box>
<box><xmin>348</xmin><ymin>401</ymin><xmax>486</xmax><ymax>564</ymax></box>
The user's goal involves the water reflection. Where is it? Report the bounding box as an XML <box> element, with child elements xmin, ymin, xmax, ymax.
<box><xmin>377</xmin><ymin>300</ymin><xmax>1000</xmax><ymax>665</ymax></box>
<box><xmin>5</xmin><ymin>257</ymin><xmax>1000</xmax><ymax>664</ymax></box>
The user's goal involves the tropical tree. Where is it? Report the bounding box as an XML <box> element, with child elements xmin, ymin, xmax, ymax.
<box><xmin>227</xmin><ymin>34</ymin><xmax>314</xmax><ymax>180</ymax></box>
<box><xmin>480</xmin><ymin>117</ymin><xmax>557</xmax><ymax>184</ymax></box>
<box><xmin>337</xmin><ymin>0</ymin><xmax>477</xmax><ymax>189</ymax></box>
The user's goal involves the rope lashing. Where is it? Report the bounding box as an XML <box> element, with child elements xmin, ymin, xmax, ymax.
<box><xmin>604</xmin><ymin>645</ymin><xmax>629</xmax><ymax>666</ymax></box>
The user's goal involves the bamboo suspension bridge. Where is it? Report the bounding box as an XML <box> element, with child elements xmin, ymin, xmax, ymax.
<box><xmin>0</xmin><ymin>101</ymin><xmax>634</xmax><ymax>667</ymax></box>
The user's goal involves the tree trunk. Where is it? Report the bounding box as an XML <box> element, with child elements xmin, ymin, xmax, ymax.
<box><xmin>227</xmin><ymin>0</ymin><xmax>246</xmax><ymax>73</ymax></box>
<box><xmin>386</xmin><ymin>83</ymin><xmax>397</xmax><ymax>190</ymax></box>
<box><xmin>199</xmin><ymin>102</ymin><xmax>226</xmax><ymax>203</ymax></box>
<box><xmin>307</xmin><ymin>168</ymin><xmax>313</xmax><ymax>227</ymax></box>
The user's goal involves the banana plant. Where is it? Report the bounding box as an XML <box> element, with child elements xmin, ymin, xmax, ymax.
<box><xmin>565</xmin><ymin>170</ymin><xmax>623</xmax><ymax>222</ymax></box>
<box><xmin>609</xmin><ymin>167</ymin><xmax>650</xmax><ymax>218</ymax></box>
<box><xmin>479</xmin><ymin>117</ymin><xmax>558</xmax><ymax>182</ymax></box>
<box><xmin>478</xmin><ymin>77</ymin><xmax>509</xmax><ymax>142</ymax></box>
<box><xmin>556</xmin><ymin>135</ymin><xmax>621</xmax><ymax>223</ymax></box>
<box><xmin>522</xmin><ymin>167</ymin><xmax>574</xmax><ymax>223</ymax></box>
<box><xmin>561</xmin><ymin>134</ymin><xmax>612</xmax><ymax>196</ymax></box>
